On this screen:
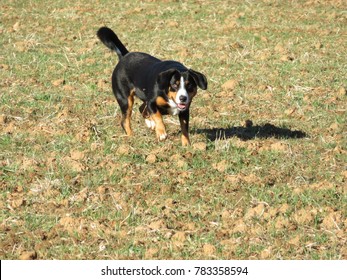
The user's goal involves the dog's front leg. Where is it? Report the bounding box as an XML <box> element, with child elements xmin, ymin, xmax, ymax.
<box><xmin>152</xmin><ymin>111</ymin><xmax>167</xmax><ymax>141</ymax></box>
<box><xmin>179</xmin><ymin>109</ymin><xmax>190</xmax><ymax>146</ymax></box>
<box><xmin>148</xmin><ymin>102</ymin><xmax>167</xmax><ymax>141</ymax></box>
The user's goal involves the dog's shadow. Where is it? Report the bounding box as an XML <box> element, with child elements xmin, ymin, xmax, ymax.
<box><xmin>194</xmin><ymin>121</ymin><xmax>308</xmax><ymax>141</ymax></box>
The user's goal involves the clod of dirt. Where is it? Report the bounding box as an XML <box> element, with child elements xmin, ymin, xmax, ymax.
<box><xmin>0</xmin><ymin>114</ymin><xmax>8</xmax><ymax>124</ymax></box>
<box><xmin>116</xmin><ymin>145</ymin><xmax>130</xmax><ymax>155</ymax></box>
<box><xmin>293</xmin><ymin>208</ymin><xmax>316</xmax><ymax>225</ymax></box>
<box><xmin>231</xmin><ymin>219</ymin><xmax>247</xmax><ymax>233</ymax></box>
<box><xmin>230</xmin><ymin>42</ymin><xmax>244</xmax><ymax>49</ymax></box>
<box><xmin>241</xmin><ymin>173</ymin><xmax>259</xmax><ymax>184</ymax></box>
<box><xmin>12</xmin><ymin>21</ymin><xmax>20</xmax><ymax>32</ymax></box>
<box><xmin>221</xmin><ymin>79</ymin><xmax>238</xmax><ymax>91</ymax></box>
<box><xmin>97</xmin><ymin>186</ymin><xmax>107</xmax><ymax>201</ymax></box>
<box><xmin>59</xmin><ymin>216</ymin><xmax>76</xmax><ymax>232</ymax></box>
<box><xmin>225</xmin><ymin>175</ymin><xmax>241</xmax><ymax>185</ymax></box>
<box><xmin>169</xmin><ymin>154</ymin><xmax>187</xmax><ymax>168</ymax></box>
<box><xmin>148</xmin><ymin>219</ymin><xmax>166</xmax><ymax>231</ymax></box>
<box><xmin>52</xmin><ymin>79</ymin><xmax>65</xmax><ymax>87</ymax></box>
<box><xmin>309</xmin><ymin>181</ymin><xmax>334</xmax><ymax>190</ymax></box>
<box><xmin>314</xmin><ymin>42</ymin><xmax>323</xmax><ymax>49</ymax></box>
<box><xmin>288</xmin><ymin>235</ymin><xmax>300</xmax><ymax>246</ymax></box>
<box><xmin>171</xmin><ymin>231</ymin><xmax>186</xmax><ymax>248</ymax></box>
<box><xmin>245</xmin><ymin>204</ymin><xmax>266</xmax><ymax>220</ymax></box>
<box><xmin>63</xmin><ymin>84</ymin><xmax>75</xmax><ymax>92</ymax></box>
<box><xmin>222</xmin><ymin>19</ymin><xmax>238</xmax><ymax>31</ymax></box>
<box><xmin>259</xmin><ymin>142</ymin><xmax>288</xmax><ymax>153</ymax></box>
<box><xmin>202</xmin><ymin>244</ymin><xmax>216</xmax><ymax>256</ymax></box>
<box><xmin>260</xmin><ymin>248</ymin><xmax>272</xmax><ymax>259</ymax></box>
<box><xmin>146</xmin><ymin>154</ymin><xmax>157</xmax><ymax>163</ymax></box>
<box><xmin>183</xmin><ymin>222</ymin><xmax>196</xmax><ymax>231</ymax></box>
<box><xmin>263</xmin><ymin>207</ymin><xmax>279</xmax><ymax>220</ymax></box>
<box><xmin>321</xmin><ymin>211</ymin><xmax>342</xmax><ymax>230</ymax></box>
<box><xmin>10</xmin><ymin>198</ymin><xmax>25</xmax><ymax>209</ymax></box>
<box><xmin>168</xmin><ymin>21</ymin><xmax>179</xmax><ymax>28</ymax></box>
<box><xmin>145</xmin><ymin>247</ymin><xmax>159</xmax><ymax>258</ymax></box>
<box><xmin>192</xmin><ymin>142</ymin><xmax>207</xmax><ymax>151</ymax></box>
<box><xmin>285</xmin><ymin>107</ymin><xmax>297</xmax><ymax>116</ymax></box>
<box><xmin>15</xmin><ymin>186</ymin><xmax>24</xmax><ymax>193</ymax></box>
<box><xmin>329</xmin><ymin>122</ymin><xmax>340</xmax><ymax>132</ymax></box>
<box><xmin>221</xmin><ymin>210</ymin><xmax>231</xmax><ymax>222</ymax></box>
<box><xmin>274</xmin><ymin>43</ymin><xmax>287</xmax><ymax>54</ymax></box>
<box><xmin>64</xmin><ymin>157</ymin><xmax>84</xmax><ymax>172</ymax></box>
<box><xmin>270</xmin><ymin>142</ymin><xmax>288</xmax><ymax>152</ymax></box>
<box><xmin>278</xmin><ymin>204</ymin><xmax>290</xmax><ymax>214</ymax></box>
<box><xmin>0</xmin><ymin>64</ymin><xmax>9</xmax><ymax>70</ymax></box>
<box><xmin>74</xmin><ymin>187</ymin><xmax>88</xmax><ymax>203</ymax></box>
<box><xmin>164</xmin><ymin>198</ymin><xmax>176</xmax><ymax>207</ymax></box>
<box><xmin>213</xmin><ymin>160</ymin><xmax>228</xmax><ymax>173</ymax></box>
<box><xmin>70</xmin><ymin>150</ymin><xmax>85</xmax><ymax>160</ymax></box>
<box><xmin>280</xmin><ymin>55</ymin><xmax>295</xmax><ymax>62</ymax></box>
<box><xmin>274</xmin><ymin>217</ymin><xmax>290</xmax><ymax>229</ymax></box>
<box><xmin>341</xmin><ymin>247</ymin><xmax>347</xmax><ymax>259</ymax></box>
<box><xmin>19</xmin><ymin>250</ymin><xmax>37</xmax><ymax>260</ymax></box>
<box><xmin>220</xmin><ymin>239</ymin><xmax>238</xmax><ymax>251</ymax></box>
<box><xmin>337</xmin><ymin>87</ymin><xmax>346</xmax><ymax>97</ymax></box>
<box><xmin>20</xmin><ymin>157</ymin><xmax>39</xmax><ymax>172</ymax></box>
<box><xmin>97</xmin><ymin>79</ymin><xmax>108</xmax><ymax>91</ymax></box>
<box><xmin>172</xmin><ymin>231</ymin><xmax>186</xmax><ymax>243</ymax></box>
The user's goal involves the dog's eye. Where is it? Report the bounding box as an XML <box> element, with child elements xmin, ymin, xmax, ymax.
<box><xmin>171</xmin><ymin>84</ymin><xmax>178</xmax><ymax>90</ymax></box>
<box><xmin>186</xmin><ymin>83</ymin><xmax>194</xmax><ymax>91</ymax></box>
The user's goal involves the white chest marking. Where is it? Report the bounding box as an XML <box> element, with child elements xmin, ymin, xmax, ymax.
<box><xmin>168</xmin><ymin>99</ymin><xmax>179</xmax><ymax>115</ymax></box>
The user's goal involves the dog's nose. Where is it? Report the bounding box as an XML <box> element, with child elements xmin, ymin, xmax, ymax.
<box><xmin>179</xmin><ymin>95</ymin><xmax>187</xmax><ymax>102</ymax></box>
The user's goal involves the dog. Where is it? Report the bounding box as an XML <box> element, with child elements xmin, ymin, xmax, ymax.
<box><xmin>97</xmin><ymin>27</ymin><xmax>207</xmax><ymax>146</ymax></box>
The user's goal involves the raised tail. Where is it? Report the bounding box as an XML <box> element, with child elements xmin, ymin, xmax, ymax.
<box><xmin>97</xmin><ymin>27</ymin><xmax>129</xmax><ymax>59</ymax></box>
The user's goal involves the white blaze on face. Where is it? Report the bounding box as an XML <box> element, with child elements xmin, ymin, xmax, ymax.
<box><xmin>176</xmin><ymin>76</ymin><xmax>189</xmax><ymax>108</ymax></box>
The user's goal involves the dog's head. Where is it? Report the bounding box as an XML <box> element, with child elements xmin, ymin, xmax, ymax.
<box><xmin>157</xmin><ymin>69</ymin><xmax>207</xmax><ymax>112</ymax></box>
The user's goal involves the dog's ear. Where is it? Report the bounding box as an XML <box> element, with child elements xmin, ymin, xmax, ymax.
<box><xmin>188</xmin><ymin>69</ymin><xmax>207</xmax><ymax>90</ymax></box>
<box><xmin>157</xmin><ymin>69</ymin><xmax>179</xmax><ymax>90</ymax></box>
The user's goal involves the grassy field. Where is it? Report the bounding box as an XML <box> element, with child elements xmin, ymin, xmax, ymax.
<box><xmin>0</xmin><ymin>0</ymin><xmax>346</xmax><ymax>260</ymax></box>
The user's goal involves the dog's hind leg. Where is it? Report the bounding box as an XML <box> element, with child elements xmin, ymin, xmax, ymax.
<box><xmin>114</xmin><ymin>88</ymin><xmax>135</xmax><ymax>136</ymax></box>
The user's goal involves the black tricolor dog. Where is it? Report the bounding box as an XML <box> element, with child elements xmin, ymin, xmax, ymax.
<box><xmin>97</xmin><ymin>27</ymin><xmax>207</xmax><ymax>146</ymax></box>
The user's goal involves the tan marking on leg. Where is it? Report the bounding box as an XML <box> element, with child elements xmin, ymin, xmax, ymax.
<box><xmin>151</xmin><ymin>111</ymin><xmax>167</xmax><ymax>141</ymax></box>
<box><xmin>181</xmin><ymin>134</ymin><xmax>190</xmax><ymax>146</ymax></box>
<box><xmin>179</xmin><ymin>112</ymin><xmax>190</xmax><ymax>146</ymax></box>
<box><xmin>181</xmin><ymin>118</ymin><xmax>190</xmax><ymax>146</ymax></box>
<box><xmin>122</xmin><ymin>89</ymin><xmax>135</xmax><ymax>136</ymax></box>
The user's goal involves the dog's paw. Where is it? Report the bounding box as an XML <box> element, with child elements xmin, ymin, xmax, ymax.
<box><xmin>156</xmin><ymin>130</ymin><xmax>167</xmax><ymax>141</ymax></box>
<box><xmin>145</xmin><ymin>118</ymin><xmax>156</xmax><ymax>130</ymax></box>
<box><xmin>158</xmin><ymin>133</ymin><xmax>167</xmax><ymax>141</ymax></box>
<box><xmin>181</xmin><ymin>135</ymin><xmax>190</xmax><ymax>146</ymax></box>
